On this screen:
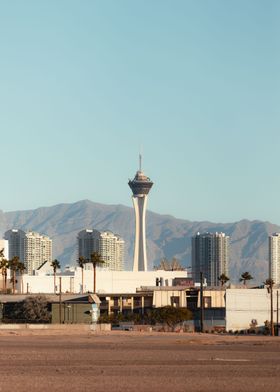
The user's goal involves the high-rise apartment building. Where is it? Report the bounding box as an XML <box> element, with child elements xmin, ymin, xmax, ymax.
<box><xmin>99</xmin><ymin>231</ymin><xmax>125</xmax><ymax>271</ymax></box>
<box><xmin>4</xmin><ymin>229</ymin><xmax>25</xmax><ymax>262</ymax></box>
<box><xmin>77</xmin><ymin>229</ymin><xmax>100</xmax><ymax>261</ymax></box>
<box><xmin>77</xmin><ymin>229</ymin><xmax>124</xmax><ymax>271</ymax></box>
<box><xmin>4</xmin><ymin>229</ymin><xmax>52</xmax><ymax>275</ymax></box>
<box><xmin>192</xmin><ymin>232</ymin><xmax>229</xmax><ymax>286</ymax></box>
<box><xmin>268</xmin><ymin>233</ymin><xmax>280</xmax><ymax>285</ymax></box>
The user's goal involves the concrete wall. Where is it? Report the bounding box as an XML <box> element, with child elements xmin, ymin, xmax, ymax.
<box><xmin>226</xmin><ymin>288</ymin><xmax>277</xmax><ymax>331</ymax></box>
<box><xmin>17</xmin><ymin>270</ymin><xmax>187</xmax><ymax>294</ymax></box>
<box><xmin>0</xmin><ymin>323</ymin><xmax>111</xmax><ymax>331</ymax></box>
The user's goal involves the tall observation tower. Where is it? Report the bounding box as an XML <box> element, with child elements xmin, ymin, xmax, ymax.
<box><xmin>128</xmin><ymin>156</ymin><xmax>153</xmax><ymax>271</ymax></box>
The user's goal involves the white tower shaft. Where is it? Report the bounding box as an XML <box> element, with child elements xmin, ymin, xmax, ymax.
<box><xmin>132</xmin><ymin>195</ymin><xmax>148</xmax><ymax>271</ymax></box>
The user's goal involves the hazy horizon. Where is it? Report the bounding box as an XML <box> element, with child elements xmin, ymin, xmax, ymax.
<box><xmin>2</xmin><ymin>198</ymin><xmax>280</xmax><ymax>227</ymax></box>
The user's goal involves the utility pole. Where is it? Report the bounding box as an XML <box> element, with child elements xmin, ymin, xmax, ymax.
<box><xmin>270</xmin><ymin>281</ymin><xmax>274</xmax><ymax>336</ymax></box>
<box><xmin>200</xmin><ymin>272</ymin><xmax>204</xmax><ymax>333</ymax></box>
<box><xmin>277</xmin><ymin>290</ymin><xmax>279</xmax><ymax>337</ymax></box>
<box><xmin>59</xmin><ymin>277</ymin><xmax>62</xmax><ymax>324</ymax></box>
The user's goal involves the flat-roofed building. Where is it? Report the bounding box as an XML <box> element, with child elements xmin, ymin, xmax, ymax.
<box><xmin>99</xmin><ymin>231</ymin><xmax>124</xmax><ymax>271</ymax></box>
<box><xmin>192</xmin><ymin>232</ymin><xmax>229</xmax><ymax>286</ymax></box>
<box><xmin>4</xmin><ymin>229</ymin><xmax>52</xmax><ymax>275</ymax></box>
<box><xmin>78</xmin><ymin>229</ymin><xmax>124</xmax><ymax>271</ymax></box>
<box><xmin>269</xmin><ymin>233</ymin><xmax>280</xmax><ymax>284</ymax></box>
<box><xmin>4</xmin><ymin>229</ymin><xmax>25</xmax><ymax>262</ymax></box>
<box><xmin>77</xmin><ymin>229</ymin><xmax>100</xmax><ymax>261</ymax></box>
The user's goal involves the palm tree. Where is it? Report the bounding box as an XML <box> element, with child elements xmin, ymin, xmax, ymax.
<box><xmin>264</xmin><ymin>278</ymin><xmax>275</xmax><ymax>336</ymax></box>
<box><xmin>264</xmin><ymin>278</ymin><xmax>274</xmax><ymax>289</ymax></box>
<box><xmin>8</xmin><ymin>256</ymin><xmax>21</xmax><ymax>294</ymax></box>
<box><xmin>89</xmin><ymin>252</ymin><xmax>105</xmax><ymax>293</ymax></box>
<box><xmin>17</xmin><ymin>261</ymin><xmax>26</xmax><ymax>294</ymax></box>
<box><xmin>77</xmin><ymin>256</ymin><xmax>86</xmax><ymax>293</ymax></box>
<box><xmin>0</xmin><ymin>259</ymin><xmax>9</xmax><ymax>293</ymax></box>
<box><xmin>51</xmin><ymin>259</ymin><xmax>61</xmax><ymax>293</ymax></box>
<box><xmin>0</xmin><ymin>249</ymin><xmax>9</xmax><ymax>293</ymax></box>
<box><xmin>218</xmin><ymin>273</ymin><xmax>230</xmax><ymax>287</ymax></box>
<box><xmin>239</xmin><ymin>271</ymin><xmax>253</xmax><ymax>286</ymax></box>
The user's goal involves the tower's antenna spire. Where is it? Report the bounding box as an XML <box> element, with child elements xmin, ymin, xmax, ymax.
<box><xmin>139</xmin><ymin>144</ymin><xmax>143</xmax><ymax>171</ymax></box>
<box><xmin>139</xmin><ymin>153</ymin><xmax>142</xmax><ymax>171</ymax></box>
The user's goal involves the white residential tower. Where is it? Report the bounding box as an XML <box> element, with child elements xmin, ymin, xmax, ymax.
<box><xmin>268</xmin><ymin>233</ymin><xmax>280</xmax><ymax>285</ymax></box>
<box><xmin>4</xmin><ymin>229</ymin><xmax>52</xmax><ymax>275</ymax></box>
<box><xmin>77</xmin><ymin>229</ymin><xmax>124</xmax><ymax>271</ymax></box>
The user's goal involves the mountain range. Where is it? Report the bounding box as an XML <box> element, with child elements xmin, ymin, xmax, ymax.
<box><xmin>0</xmin><ymin>199</ymin><xmax>278</xmax><ymax>284</ymax></box>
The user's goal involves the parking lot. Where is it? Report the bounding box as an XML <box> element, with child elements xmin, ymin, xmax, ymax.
<box><xmin>0</xmin><ymin>330</ymin><xmax>279</xmax><ymax>391</ymax></box>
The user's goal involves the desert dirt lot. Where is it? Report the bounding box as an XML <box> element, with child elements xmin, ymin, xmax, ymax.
<box><xmin>0</xmin><ymin>330</ymin><xmax>279</xmax><ymax>392</ymax></box>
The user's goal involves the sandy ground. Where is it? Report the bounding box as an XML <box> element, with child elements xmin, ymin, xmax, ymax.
<box><xmin>0</xmin><ymin>330</ymin><xmax>279</xmax><ymax>392</ymax></box>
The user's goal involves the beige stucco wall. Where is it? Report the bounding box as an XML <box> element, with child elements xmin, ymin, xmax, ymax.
<box><xmin>197</xmin><ymin>290</ymin><xmax>225</xmax><ymax>308</ymax></box>
<box><xmin>226</xmin><ymin>288</ymin><xmax>277</xmax><ymax>331</ymax></box>
<box><xmin>153</xmin><ymin>290</ymin><xmax>186</xmax><ymax>307</ymax></box>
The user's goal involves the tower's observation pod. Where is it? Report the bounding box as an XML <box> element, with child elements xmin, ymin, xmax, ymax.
<box><xmin>128</xmin><ymin>158</ymin><xmax>153</xmax><ymax>272</ymax></box>
<box><xmin>128</xmin><ymin>170</ymin><xmax>153</xmax><ymax>196</ymax></box>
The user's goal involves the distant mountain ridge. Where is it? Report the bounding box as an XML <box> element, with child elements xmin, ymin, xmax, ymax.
<box><xmin>0</xmin><ymin>199</ymin><xmax>278</xmax><ymax>284</ymax></box>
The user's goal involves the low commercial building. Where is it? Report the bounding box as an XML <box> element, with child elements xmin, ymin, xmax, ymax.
<box><xmin>193</xmin><ymin>288</ymin><xmax>226</xmax><ymax>331</ymax></box>
<box><xmin>142</xmin><ymin>287</ymin><xmax>187</xmax><ymax>308</ymax></box>
<box><xmin>99</xmin><ymin>292</ymin><xmax>153</xmax><ymax>316</ymax></box>
<box><xmin>51</xmin><ymin>294</ymin><xmax>101</xmax><ymax>324</ymax></box>
<box><xmin>0</xmin><ymin>293</ymin><xmax>101</xmax><ymax>324</ymax></box>
<box><xmin>2</xmin><ymin>286</ymin><xmax>278</xmax><ymax>330</ymax></box>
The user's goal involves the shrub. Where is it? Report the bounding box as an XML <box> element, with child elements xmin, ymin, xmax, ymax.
<box><xmin>149</xmin><ymin>306</ymin><xmax>192</xmax><ymax>329</ymax></box>
<box><xmin>22</xmin><ymin>295</ymin><xmax>51</xmax><ymax>322</ymax></box>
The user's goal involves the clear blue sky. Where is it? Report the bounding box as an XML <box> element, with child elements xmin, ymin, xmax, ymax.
<box><xmin>0</xmin><ymin>0</ymin><xmax>279</xmax><ymax>224</ymax></box>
